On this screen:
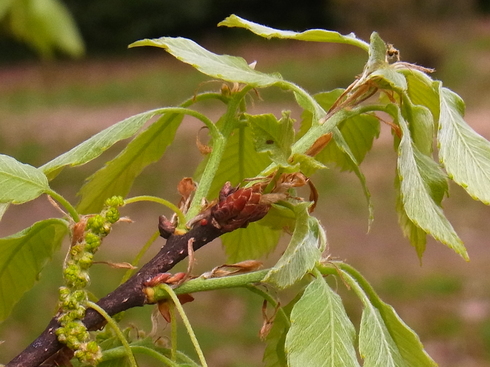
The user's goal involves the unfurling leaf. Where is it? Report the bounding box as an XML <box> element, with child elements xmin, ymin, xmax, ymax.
<box><xmin>264</xmin><ymin>203</ymin><xmax>323</xmax><ymax>288</ymax></box>
<box><xmin>0</xmin><ymin>219</ymin><xmax>68</xmax><ymax>322</ymax></box>
<box><xmin>285</xmin><ymin>276</ymin><xmax>360</xmax><ymax>367</ymax></box>
<box><xmin>438</xmin><ymin>86</ymin><xmax>490</xmax><ymax>205</ymax></box>
<box><xmin>0</xmin><ymin>154</ymin><xmax>50</xmax><ymax>204</ymax></box>
<box><xmin>402</xmin><ymin>69</ymin><xmax>440</xmax><ymax>121</ymax></box>
<box><xmin>402</xmin><ymin>101</ymin><xmax>434</xmax><ymax>156</ymax></box>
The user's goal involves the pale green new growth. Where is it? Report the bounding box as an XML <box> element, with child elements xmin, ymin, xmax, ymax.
<box><xmin>0</xmin><ymin>154</ymin><xmax>50</xmax><ymax>204</ymax></box>
<box><xmin>0</xmin><ymin>219</ymin><xmax>68</xmax><ymax>322</ymax></box>
<box><xmin>264</xmin><ymin>203</ymin><xmax>324</xmax><ymax>288</ymax></box>
<box><xmin>40</xmin><ymin>109</ymin><xmax>159</xmax><ymax>177</ymax></box>
<box><xmin>286</xmin><ymin>276</ymin><xmax>360</xmax><ymax>367</ymax></box>
<box><xmin>339</xmin><ymin>264</ymin><xmax>437</xmax><ymax>366</ymax></box>
<box><xmin>438</xmin><ymin>86</ymin><xmax>490</xmax><ymax>205</ymax></box>
<box><xmin>218</xmin><ymin>14</ymin><xmax>370</xmax><ymax>52</ymax></box>
<box><xmin>395</xmin><ymin>105</ymin><xmax>468</xmax><ymax>260</ymax></box>
<box><xmin>222</xmin><ymin>222</ymin><xmax>282</xmax><ymax>263</ymax></box>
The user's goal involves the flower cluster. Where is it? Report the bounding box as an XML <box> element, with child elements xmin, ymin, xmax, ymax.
<box><xmin>56</xmin><ymin>196</ymin><xmax>124</xmax><ymax>365</ymax></box>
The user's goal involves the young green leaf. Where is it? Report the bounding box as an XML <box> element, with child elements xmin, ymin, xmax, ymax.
<box><xmin>197</xmin><ymin>123</ymin><xmax>271</xmax><ymax>201</ymax></box>
<box><xmin>401</xmin><ymin>100</ymin><xmax>434</xmax><ymax>156</ymax></box>
<box><xmin>340</xmin><ymin>265</ymin><xmax>437</xmax><ymax>367</ymax></box>
<box><xmin>0</xmin><ymin>218</ymin><xmax>68</xmax><ymax>322</ymax></box>
<box><xmin>369</xmin><ymin>67</ymin><xmax>407</xmax><ymax>93</ymax></box>
<box><xmin>130</xmin><ymin>37</ymin><xmax>283</xmax><ymax>88</ymax></box>
<box><xmin>438</xmin><ymin>86</ymin><xmax>490</xmax><ymax>205</ymax></box>
<box><xmin>395</xmin><ymin>105</ymin><xmax>468</xmax><ymax>260</ymax></box>
<box><xmin>316</xmin><ymin>116</ymin><xmax>380</xmax><ymax>171</ymax></box>
<box><xmin>130</xmin><ymin>36</ymin><xmax>327</xmax><ymax>125</ymax></box>
<box><xmin>301</xmin><ymin>91</ymin><xmax>380</xmax><ymax>171</ymax></box>
<box><xmin>285</xmin><ymin>276</ymin><xmax>360</xmax><ymax>367</ymax></box>
<box><xmin>221</xmin><ymin>222</ymin><xmax>282</xmax><ymax>263</ymax></box>
<box><xmin>218</xmin><ymin>14</ymin><xmax>370</xmax><ymax>52</ymax></box>
<box><xmin>297</xmin><ymin>91</ymin><xmax>378</xmax><ymax>226</ymax></box>
<box><xmin>258</xmin><ymin>203</ymin><xmax>297</xmax><ymax>231</ymax></box>
<box><xmin>289</xmin><ymin>153</ymin><xmax>327</xmax><ymax>177</ymax></box>
<box><xmin>263</xmin><ymin>310</ymin><xmax>289</xmax><ymax>367</ymax></box>
<box><xmin>6</xmin><ymin>0</ymin><xmax>84</xmax><ymax>58</ymax></box>
<box><xmin>402</xmin><ymin>69</ymin><xmax>440</xmax><ymax>121</ymax></box>
<box><xmin>365</xmin><ymin>32</ymin><xmax>388</xmax><ymax>73</ymax></box>
<box><xmin>247</xmin><ymin>112</ymin><xmax>295</xmax><ymax>167</ymax></box>
<box><xmin>76</xmin><ymin>113</ymin><xmax>183</xmax><ymax>214</ymax></box>
<box><xmin>359</xmin><ymin>305</ymin><xmax>408</xmax><ymax>367</ymax></box>
<box><xmin>0</xmin><ymin>154</ymin><xmax>50</xmax><ymax>204</ymax></box>
<box><xmin>395</xmin><ymin>177</ymin><xmax>427</xmax><ymax>260</ymax></box>
<box><xmin>264</xmin><ymin>203</ymin><xmax>322</xmax><ymax>288</ymax></box>
<box><xmin>40</xmin><ymin>109</ymin><xmax>159</xmax><ymax>178</ymax></box>
<box><xmin>0</xmin><ymin>203</ymin><xmax>9</xmax><ymax>221</ymax></box>
<box><xmin>298</xmin><ymin>90</ymin><xmax>344</xmax><ymax>137</ymax></box>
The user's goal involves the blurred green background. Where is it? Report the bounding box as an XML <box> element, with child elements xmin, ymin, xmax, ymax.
<box><xmin>1</xmin><ymin>1</ymin><xmax>490</xmax><ymax>366</ymax></box>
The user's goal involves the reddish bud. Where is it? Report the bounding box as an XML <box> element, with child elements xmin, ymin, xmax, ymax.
<box><xmin>211</xmin><ymin>182</ymin><xmax>270</xmax><ymax>232</ymax></box>
<box><xmin>158</xmin><ymin>215</ymin><xmax>175</xmax><ymax>239</ymax></box>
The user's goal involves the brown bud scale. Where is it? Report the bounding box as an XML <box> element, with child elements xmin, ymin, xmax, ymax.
<box><xmin>211</xmin><ymin>182</ymin><xmax>270</xmax><ymax>232</ymax></box>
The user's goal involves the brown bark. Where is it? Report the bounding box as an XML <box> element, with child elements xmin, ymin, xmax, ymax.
<box><xmin>6</xmin><ymin>219</ymin><xmax>222</xmax><ymax>367</ymax></box>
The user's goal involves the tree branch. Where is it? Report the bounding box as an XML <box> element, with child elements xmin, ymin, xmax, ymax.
<box><xmin>7</xmin><ymin>180</ymin><xmax>272</xmax><ymax>367</ymax></box>
<box><xmin>6</xmin><ymin>219</ymin><xmax>222</xmax><ymax>367</ymax></box>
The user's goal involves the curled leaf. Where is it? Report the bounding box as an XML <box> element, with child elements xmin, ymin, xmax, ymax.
<box><xmin>201</xmin><ymin>260</ymin><xmax>263</xmax><ymax>278</ymax></box>
<box><xmin>305</xmin><ymin>133</ymin><xmax>333</xmax><ymax>157</ymax></box>
<box><xmin>196</xmin><ymin>127</ymin><xmax>213</xmax><ymax>155</ymax></box>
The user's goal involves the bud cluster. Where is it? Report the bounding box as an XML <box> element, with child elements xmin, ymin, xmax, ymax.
<box><xmin>56</xmin><ymin>196</ymin><xmax>124</xmax><ymax>365</ymax></box>
<box><xmin>211</xmin><ymin>182</ymin><xmax>271</xmax><ymax>232</ymax></box>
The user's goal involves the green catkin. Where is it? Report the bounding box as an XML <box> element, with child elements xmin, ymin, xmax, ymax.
<box><xmin>56</xmin><ymin>196</ymin><xmax>124</xmax><ymax>366</ymax></box>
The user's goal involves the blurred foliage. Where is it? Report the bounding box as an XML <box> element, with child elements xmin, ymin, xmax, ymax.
<box><xmin>61</xmin><ymin>0</ymin><xmax>332</xmax><ymax>54</ymax></box>
<box><xmin>0</xmin><ymin>0</ymin><xmax>84</xmax><ymax>59</ymax></box>
<box><xmin>2</xmin><ymin>0</ymin><xmax>490</xmax><ymax>62</ymax></box>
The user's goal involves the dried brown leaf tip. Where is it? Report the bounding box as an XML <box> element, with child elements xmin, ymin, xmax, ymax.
<box><xmin>196</xmin><ymin>126</ymin><xmax>212</xmax><ymax>155</ymax></box>
<box><xmin>157</xmin><ymin>294</ymin><xmax>195</xmax><ymax>323</ymax></box>
<box><xmin>178</xmin><ymin>177</ymin><xmax>197</xmax><ymax>211</ymax></box>
<box><xmin>211</xmin><ymin>181</ymin><xmax>271</xmax><ymax>232</ymax></box>
<box><xmin>201</xmin><ymin>260</ymin><xmax>263</xmax><ymax>278</ymax></box>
